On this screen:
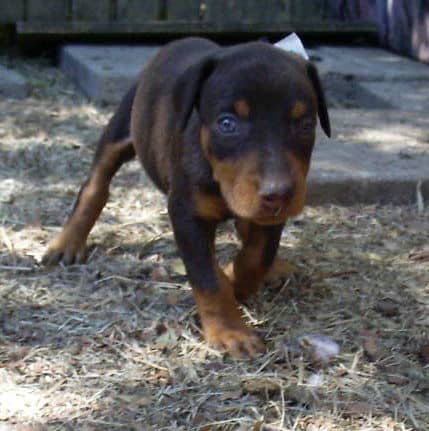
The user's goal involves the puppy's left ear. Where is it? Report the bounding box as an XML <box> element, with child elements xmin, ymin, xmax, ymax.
<box><xmin>173</xmin><ymin>57</ymin><xmax>216</xmax><ymax>132</ymax></box>
<box><xmin>307</xmin><ymin>63</ymin><xmax>331</xmax><ymax>138</ymax></box>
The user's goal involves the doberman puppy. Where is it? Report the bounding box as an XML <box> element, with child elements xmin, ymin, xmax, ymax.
<box><xmin>43</xmin><ymin>37</ymin><xmax>330</xmax><ymax>358</ymax></box>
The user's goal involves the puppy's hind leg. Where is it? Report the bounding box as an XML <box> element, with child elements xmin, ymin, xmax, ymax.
<box><xmin>42</xmin><ymin>85</ymin><xmax>137</xmax><ymax>265</ymax></box>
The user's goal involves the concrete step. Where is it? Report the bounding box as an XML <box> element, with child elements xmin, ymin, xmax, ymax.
<box><xmin>0</xmin><ymin>65</ymin><xmax>29</xmax><ymax>99</ymax></box>
<box><xmin>307</xmin><ymin>46</ymin><xmax>429</xmax><ymax>81</ymax></box>
<box><xmin>59</xmin><ymin>43</ymin><xmax>429</xmax><ymax>206</ymax></box>
<box><xmin>308</xmin><ymin>109</ymin><xmax>429</xmax><ymax>205</ymax></box>
<box><xmin>60</xmin><ymin>44</ymin><xmax>429</xmax><ymax>105</ymax></box>
<box><xmin>60</xmin><ymin>45</ymin><xmax>159</xmax><ymax>103</ymax></box>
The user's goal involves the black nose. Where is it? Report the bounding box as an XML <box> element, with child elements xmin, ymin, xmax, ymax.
<box><xmin>259</xmin><ymin>181</ymin><xmax>294</xmax><ymax>208</ymax></box>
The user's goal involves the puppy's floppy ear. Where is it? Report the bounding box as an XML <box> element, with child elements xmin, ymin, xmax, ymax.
<box><xmin>173</xmin><ymin>57</ymin><xmax>216</xmax><ymax>132</ymax></box>
<box><xmin>307</xmin><ymin>63</ymin><xmax>331</xmax><ymax>138</ymax></box>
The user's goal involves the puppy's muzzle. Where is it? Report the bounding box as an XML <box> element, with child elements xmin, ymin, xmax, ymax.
<box><xmin>258</xmin><ymin>180</ymin><xmax>294</xmax><ymax>215</ymax></box>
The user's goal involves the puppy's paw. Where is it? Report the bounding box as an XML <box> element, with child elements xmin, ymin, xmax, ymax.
<box><xmin>42</xmin><ymin>233</ymin><xmax>87</xmax><ymax>265</ymax></box>
<box><xmin>222</xmin><ymin>262</ymin><xmax>260</xmax><ymax>302</ymax></box>
<box><xmin>205</xmin><ymin>322</ymin><xmax>265</xmax><ymax>359</ymax></box>
<box><xmin>265</xmin><ymin>257</ymin><xmax>299</xmax><ymax>283</ymax></box>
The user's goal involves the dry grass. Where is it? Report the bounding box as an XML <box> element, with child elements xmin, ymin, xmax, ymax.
<box><xmin>0</xmin><ymin>57</ymin><xmax>428</xmax><ymax>431</ymax></box>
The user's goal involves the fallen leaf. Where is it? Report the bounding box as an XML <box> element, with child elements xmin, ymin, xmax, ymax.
<box><xmin>283</xmin><ymin>386</ymin><xmax>314</xmax><ymax>405</ymax></box>
<box><xmin>166</xmin><ymin>293</ymin><xmax>178</xmax><ymax>306</ymax></box>
<box><xmin>343</xmin><ymin>401</ymin><xmax>372</xmax><ymax>418</ymax></box>
<box><xmin>242</xmin><ymin>378</ymin><xmax>279</xmax><ymax>394</ymax></box>
<box><xmin>8</xmin><ymin>346</ymin><xmax>31</xmax><ymax>362</ymax></box>
<box><xmin>387</xmin><ymin>374</ymin><xmax>409</xmax><ymax>385</ymax></box>
<box><xmin>409</xmin><ymin>248</ymin><xmax>429</xmax><ymax>263</ymax></box>
<box><xmin>361</xmin><ymin>331</ymin><xmax>380</xmax><ymax>361</ymax></box>
<box><xmin>220</xmin><ymin>389</ymin><xmax>242</xmax><ymax>401</ymax></box>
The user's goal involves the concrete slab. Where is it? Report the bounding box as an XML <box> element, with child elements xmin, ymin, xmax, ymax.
<box><xmin>308</xmin><ymin>109</ymin><xmax>429</xmax><ymax>205</ymax></box>
<box><xmin>359</xmin><ymin>81</ymin><xmax>429</xmax><ymax>112</ymax></box>
<box><xmin>58</xmin><ymin>43</ymin><xmax>429</xmax><ymax>206</ymax></box>
<box><xmin>61</xmin><ymin>45</ymin><xmax>159</xmax><ymax>103</ymax></box>
<box><xmin>0</xmin><ymin>65</ymin><xmax>29</xmax><ymax>99</ymax></box>
<box><xmin>307</xmin><ymin>46</ymin><xmax>429</xmax><ymax>81</ymax></box>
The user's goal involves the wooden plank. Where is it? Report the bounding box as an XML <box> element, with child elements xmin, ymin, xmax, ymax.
<box><xmin>0</xmin><ymin>0</ymin><xmax>25</xmax><ymax>22</ymax></box>
<box><xmin>204</xmin><ymin>0</ymin><xmax>243</xmax><ymax>23</ymax></box>
<box><xmin>167</xmin><ymin>0</ymin><xmax>202</xmax><ymax>20</ymax></box>
<box><xmin>26</xmin><ymin>0</ymin><xmax>69</xmax><ymax>21</ymax></box>
<box><xmin>290</xmin><ymin>0</ymin><xmax>335</xmax><ymax>21</ymax></box>
<box><xmin>241</xmin><ymin>0</ymin><xmax>290</xmax><ymax>23</ymax></box>
<box><xmin>16</xmin><ymin>20</ymin><xmax>377</xmax><ymax>35</ymax></box>
<box><xmin>72</xmin><ymin>0</ymin><xmax>110</xmax><ymax>21</ymax></box>
<box><xmin>116</xmin><ymin>0</ymin><xmax>158</xmax><ymax>22</ymax></box>
<box><xmin>205</xmin><ymin>0</ymin><xmax>290</xmax><ymax>23</ymax></box>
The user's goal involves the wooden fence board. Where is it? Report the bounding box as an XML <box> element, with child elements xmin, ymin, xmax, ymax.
<box><xmin>116</xmin><ymin>0</ymin><xmax>159</xmax><ymax>22</ymax></box>
<box><xmin>16</xmin><ymin>20</ymin><xmax>376</xmax><ymax>35</ymax></box>
<box><xmin>7</xmin><ymin>0</ymin><xmax>376</xmax><ymax>36</ymax></box>
<box><xmin>0</xmin><ymin>0</ymin><xmax>25</xmax><ymax>22</ymax></box>
<box><xmin>205</xmin><ymin>0</ymin><xmax>290</xmax><ymax>23</ymax></box>
<box><xmin>72</xmin><ymin>0</ymin><xmax>110</xmax><ymax>21</ymax></box>
<box><xmin>168</xmin><ymin>0</ymin><xmax>202</xmax><ymax>20</ymax></box>
<box><xmin>27</xmin><ymin>0</ymin><xmax>69</xmax><ymax>21</ymax></box>
<box><xmin>291</xmin><ymin>0</ymin><xmax>333</xmax><ymax>20</ymax></box>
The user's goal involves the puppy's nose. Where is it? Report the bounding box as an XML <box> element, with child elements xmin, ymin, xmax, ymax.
<box><xmin>259</xmin><ymin>181</ymin><xmax>294</xmax><ymax>208</ymax></box>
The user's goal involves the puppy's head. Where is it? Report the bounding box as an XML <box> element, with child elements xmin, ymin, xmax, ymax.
<box><xmin>174</xmin><ymin>42</ymin><xmax>330</xmax><ymax>225</ymax></box>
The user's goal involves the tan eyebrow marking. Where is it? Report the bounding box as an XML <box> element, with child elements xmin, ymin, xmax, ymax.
<box><xmin>233</xmin><ymin>99</ymin><xmax>250</xmax><ymax>119</ymax></box>
<box><xmin>290</xmin><ymin>101</ymin><xmax>307</xmax><ymax>119</ymax></box>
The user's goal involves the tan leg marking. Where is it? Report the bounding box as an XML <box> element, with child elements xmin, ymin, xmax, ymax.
<box><xmin>193</xmin><ymin>266</ymin><xmax>265</xmax><ymax>358</ymax></box>
<box><xmin>43</xmin><ymin>139</ymin><xmax>132</xmax><ymax>265</ymax></box>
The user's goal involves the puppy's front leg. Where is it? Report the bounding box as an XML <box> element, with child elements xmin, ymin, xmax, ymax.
<box><xmin>168</xmin><ymin>194</ymin><xmax>265</xmax><ymax>358</ymax></box>
<box><xmin>225</xmin><ymin>220</ymin><xmax>284</xmax><ymax>302</ymax></box>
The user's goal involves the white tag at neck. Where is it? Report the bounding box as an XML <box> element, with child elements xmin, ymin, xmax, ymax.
<box><xmin>274</xmin><ymin>33</ymin><xmax>309</xmax><ymax>60</ymax></box>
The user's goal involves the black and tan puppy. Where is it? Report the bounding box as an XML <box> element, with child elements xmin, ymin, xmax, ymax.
<box><xmin>43</xmin><ymin>37</ymin><xmax>330</xmax><ymax>358</ymax></box>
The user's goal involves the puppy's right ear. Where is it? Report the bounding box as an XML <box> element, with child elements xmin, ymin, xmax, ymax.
<box><xmin>173</xmin><ymin>57</ymin><xmax>216</xmax><ymax>132</ymax></box>
<box><xmin>307</xmin><ymin>62</ymin><xmax>331</xmax><ymax>138</ymax></box>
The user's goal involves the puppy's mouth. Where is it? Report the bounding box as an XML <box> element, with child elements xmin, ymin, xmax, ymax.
<box><xmin>251</xmin><ymin>192</ymin><xmax>305</xmax><ymax>225</ymax></box>
<box><xmin>249</xmin><ymin>200</ymin><xmax>289</xmax><ymax>225</ymax></box>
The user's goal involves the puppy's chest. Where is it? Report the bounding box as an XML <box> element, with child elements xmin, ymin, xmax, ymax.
<box><xmin>192</xmin><ymin>190</ymin><xmax>231</xmax><ymax>221</ymax></box>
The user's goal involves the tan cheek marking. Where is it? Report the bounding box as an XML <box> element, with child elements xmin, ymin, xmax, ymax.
<box><xmin>233</xmin><ymin>99</ymin><xmax>250</xmax><ymax>119</ymax></box>
<box><xmin>210</xmin><ymin>158</ymin><xmax>237</xmax><ymax>185</ymax></box>
<box><xmin>291</xmin><ymin>101</ymin><xmax>307</xmax><ymax>119</ymax></box>
<box><xmin>193</xmin><ymin>190</ymin><xmax>229</xmax><ymax>220</ymax></box>
<box><xmin>207</xmin><ymin>152</ymin><xmax>261</xmax><ymax>217</ymax></box>
<box><xmin>285</xmin><ymin>152</ymin><xmax>309</xmax><ymax>216</ymax></box>
<box><xmin>200</xmin><ymin>126</ymin><xmax>210</xmax><ymax>156</ymax></box>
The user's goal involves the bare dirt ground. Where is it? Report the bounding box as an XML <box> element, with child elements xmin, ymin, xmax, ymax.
<box><xmin>0</xmin><ymin>58</ymin><xmax>428</xmax><ymax>431</ymax></box>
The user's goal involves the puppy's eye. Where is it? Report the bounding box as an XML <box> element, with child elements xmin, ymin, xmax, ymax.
<box><xmin>217</xmin><ymin>114</ymin><xmax>238</xmax><ymax>134</ymax></box>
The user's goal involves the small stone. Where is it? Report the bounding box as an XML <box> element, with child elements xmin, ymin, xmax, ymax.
<box><xmin>375</xmin><ymin>299</ymin><xmax>399</xmax><ymax>317</ymax></box>
<box><xmin>361</xmin><ymin>331</ymin><xmax>380</xmax><ymax>361</ymax></box>
<box><xmin>419</xmin><ymin>343</ymin><xmax>429</xmax><ymax>364</ymax></box>
<box><xmin>150</xmin><ymin>266</ymin><xmax>170</xmax><ymax>282</ymax></box>
<box><xmin>306</xmin><ymin>372</ymin><xmax>324</xmax><ymax>387</ymax></box>
<box><xmin>169</xmin><ymin>258</ymin><xmax>187</xmax><ymax>276</ymax></box>
<box><xmin>298</xmin><ymin>334</ymin><xmax>340</xmax><ymax>363</ymax></box>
